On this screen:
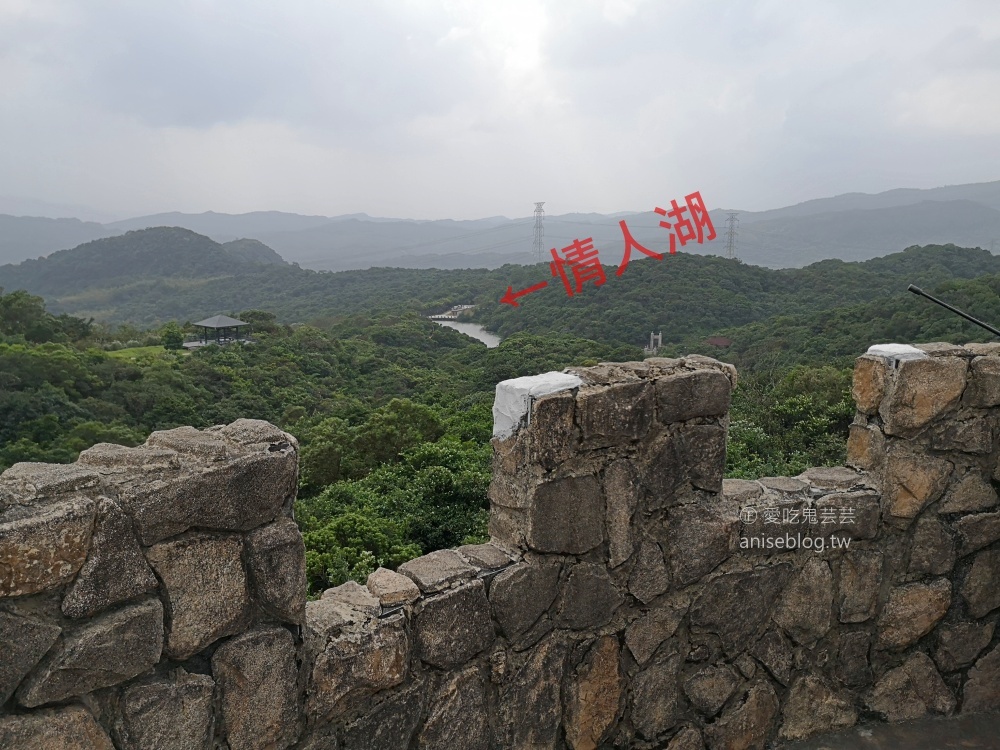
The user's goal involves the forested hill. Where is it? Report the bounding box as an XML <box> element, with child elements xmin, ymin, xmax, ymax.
<box><xmin>0</xmin><ymin>227</ymin><xmax>286</xmax><ymax>298</ymax></box>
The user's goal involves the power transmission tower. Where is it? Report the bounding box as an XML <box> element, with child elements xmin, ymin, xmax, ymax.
<box><xmin>724</xmin><ymin>211</ymin><xmax>740</xmax><ymax>260</ymax></box>
<box><xmin>533</xmin><ymin>202</ymin><xmax>545</xmax><ymax>262</ymax></box>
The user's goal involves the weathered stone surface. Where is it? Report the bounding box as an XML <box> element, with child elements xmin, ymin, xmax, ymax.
<box><xmin>115</xmin><ymin>670</ymin><xmax>215</xmax><ymax>750</ymax></box>
<box><xmin>146</xmin><ymin>425</ymin><xmax>231</xmax><ymax>458</ymax></box>
<box><xmin>667</xmin><ymin>727</ymin><xmax>705</xmax><ymax>750</ymax></box>
<box><xmin>684</xmin><ymin>664</ymin><xmax>739</xmax><ymax>718</ymax></box>
<box><xmin>212</xmin><ymin>626</ymin><xmax>299</xmax><ymax>750</ymax></box>
<box><xmin>963</xmin><ymin>644</ymin><xmax>1000</xmax><ymax>714</ymax></box>
<box><xmin>779</xmin><ymin>675</ymin><xmax>857</xmax><ymax>741</ymax></box>
<box><xmin>853</xmin><ymin>355</ymin><xmax>888</xmax><ymax>415</ymax></box>
<box><xmin>487</xmin><ymin>504</ymin><xmax>527</xmax><ymax>550</ymax></box>
<box><xmin>815</xmin><ymin>491</ymin><xmax>881</xmax><ymax>539</ymax></box>
<box><xmin>759</xmin><ymin>476</ymin><xmax>808</xmax><ymax>493</ymax></box>
<box><xmin>216</xmin><ymin>417</ymin><xmax>298</xmax><ymax>450</ymax></box>
<box><xmin>628</xmin><ymin>540</ymin><xmax>670</xmax><ymax>604</ymax></box>
<box><xmin>489</xmin><ymin>560</ymin><xmax>560</xmax><ymax>638</ymax></box>
<box><xmin>456</xmin><ymin>542</ymin><xmax>512</xmax><ymax>571</ymax></box>
<box><xmin>77</xmin><ymin>444</ymin><xmax>179</xmax><ymax>472</ymax></box>
<box><xmin>398</xmin><ymin>549</ymin><xmax>475</xmax><ymax>593</ymax></box>
<box><xmin>146</xmin><ymin>532</ymin><xmax>250</xmax><ymax>660</ymax></box>
<box><xmin>690</xmin><ymin>564</ymin><xmax>792</xmax><ymax>657</ymax></box>
<box><xmin>655</xmin><ymin>369</ymin><xmax>732</xmax><ymax>423</ymax></box>
<box><xmin>963</xmin><ymin>355</ymin><xmax>1000</xmax><ymax>407</ymax></box>
<box><xmin>877</xmin><ymin>578</ymin><xmax>951</xmax><ymax>650</ymax></box>
<box><xmin>625</xmin><ymin>599</ymin><xmax>688</xmax><ymax>666</ymax></box>
<box><xmin>724</xmin><ymin>478</ymin><xmax>762</xmax><ymax>504</ymax></box>
<box><xmin>703</xmin><ymin>681</ymin><xmax>780</xmax><ymax>750</ymax></box>
<box><xmin>908</xmin><ymin>516</ymin><xmax>955</xmax><ymax>576</ymax></box>
<box><xmin>837</xmin><ymin>550</ymin><xmax>882</xmax><ymax>623</ymax></box>
<box><xmin>0</xmin><ymin>462</ymin><xmax>101</xmax><ymax>506</ymax></box>
<box><xmin>495</xmin><ymin>635</ymin><xmax>568</xmax><ymax>749</ymax></box>
<box><xmin>415</xmin><ymin>579</ymin><xmax>494</xmax><ymax>668</ymax></box>
<box><xmin>527</xmin><ymin>475</ymin><xmax>604</xmax><ymax>554</ymax></box>
<box><xmin>0</xmin><ymin>610</ymin><xmax>60</xmax><ymax>704</ymax></box>
<box><xmin>417</xmin><ymin>666</ymin><xmax>489</xmax><ymax>750</ymax></box>
<box><xmin>751</xmin><ymin>629</ymin><xmax>794</xmax><ymax>686</ymax></box>
<box><xmin>605</xmin><ymin>460</ymin><xmax>639</xmax><ymax>568</ymax></box>
<box><xmin>879</xmin><ymin>356</ymin><xmax>967</xmax><ymax>436</ymax></box>
<box><xmin>367</xmin><ymin>566</ymin><xmax>420</xmax><ymax>607</ymax></box>
<box><xmin>632</xmin><ymin>653</ymin><xmax>683</xmax><ymax>740</ymax></box>
<box><xmin>17</xmin><ymin>598</ymin><xmax>163</xmax><ymax>707</ymax></box>
<box><xmin>341</xmin><ymin>686</ymin><xmax>424</xmax><ymax>750</ymax></box>
<box><xmin>321</xmin><ymin>580</ymin><xmax>379</xmax><ymax>613</ymax></box>
<box><xmin>961</xmin><ymin>548</ymin><xmax>1000</xmax><ymax>618</ymax></box>
<box><xmin>835</xmin><ymin>631</ymin><xmax>872</xmax><ymax>688</ymax></box>
<box><xmin>846</xmin><ymin>423</ymin><xmax>885</xmax><ymax>472</ymax></box>
<box><xmin>305</xmin><ymin>612</ymin><xmax>408</xmax><ymax>722</ymax></box>
<box><xmin>773</xmin><ymin>558</ymin><xmax>833</xmax><ymax>646</ymax></box>
<box><xmin>882</xmin><ymin>449</ymin><xmax>952</xmax><ymax>525</ymax></box>
<box><xmin>61</xmin><ymin>497</ymin><xmax>157</xmax><ymax>619</ymax></box>
<box><xmin>734</xmin><ymin>654</ymin><xmax>757</xmax><ymax>680</ymax></box>
<box><xmin>114</xmin><ymin>444</ymin><xmax>297</xmax><ymax>545</ymax></box>
<box><xmin>244</xmin><ymin>517</ymin><xmax>306</xmax><ymax>624</ymax></box>
<box><xmin>666</xmin><ymin>502</ymin><xmax>737</xmax><ymax>586</ymax></box>
<box><xmin>527</xmin><ymin>390</ymin><xmax>578</xmax><ymax>470</ymax></box>
<box><xmin>929</xmin><ymin>417</ymin><xmax>993</xmax><ymax>454</ymax></box>
<box><xmin>798</xmin><ymin>466</ymin><xmax>864</xmax><ymax>490</ymax></box>
<box><xmin>868</xmin><ymin>651</ymin><xmax>956</xmax><ymax>722</ymax></box>
<box><xmin>939</xmin><ymin>470</ymin><xmax>999</xmax><ymax>513</ymax></box>
<box><xmin>642</xmin><ymin>434</ymin><xmax>683</xmax><ymax>507</ymax></box>
<box><xmin>577</xmin><ymin>380</ymin><xmax>654</xmax><ymax>447</ymax></box>
<box><xmin>679</xmin><ymin>425</ymin><xmax>726</xmax><ymax>492</ymax></box>
<box><xmin>0</xmin><ymin>704</ymin><xmax>115</xmax><ymax>749</ymax></box>
<box><xmin>935</xmin><ymin>620</ymin><xmax>995</xmax><ymax>673</ymax></box>
<box><xmin>956</xmin><ymin>511</ymin><xmax>1000</xmax><ymax>556</ymax></box>
<box><xmin>0</xmin><ymin>497</ymin><xmax>95</xmax><ymax>598</ymax></box>
<box><xmin>556</xmin><ymin>562</ymin><xmax>622</xmax><ymax>630</ymax></box>
<box><xmin>564</xmin><ymin>636</ymin><xmax>623</xmax><ymax>750</ymax></box>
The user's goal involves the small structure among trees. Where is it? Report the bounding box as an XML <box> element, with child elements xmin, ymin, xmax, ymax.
<box><xmin>185</xmin><ymin>315</ymin><xmax>252</xmax><ymax>349</ymax></box>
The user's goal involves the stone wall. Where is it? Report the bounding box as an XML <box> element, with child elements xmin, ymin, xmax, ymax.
<box><xmin>1</xmin><ymin>347</ymin><xmax>999</xmax><ymax>749</ymax></box>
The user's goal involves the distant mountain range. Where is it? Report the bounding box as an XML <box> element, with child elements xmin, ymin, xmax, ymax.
<box><xmin>2</xmin><ymin>180</ymin><xmax>999</xmax><ymax>271</ymax></box>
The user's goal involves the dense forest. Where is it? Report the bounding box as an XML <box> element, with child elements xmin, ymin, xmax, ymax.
<box><xmin>3</xmin><ymin>235</ymin><xmax>999</xmax><ymax>594</ymax></box>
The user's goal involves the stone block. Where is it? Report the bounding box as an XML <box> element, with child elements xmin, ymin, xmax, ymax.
<box><xmin>0</xmin><ymin>704</ymin><xmax>115</xmax><ymax>750</ymax></box>
<box><xmin>77</xmin><ymin>444</ymin><xmax>180</xmax><ymax>472</ymax></box>
<box><xmin>797</xmin><ymin>466</ymin><xmax>864</xmax><ymax>490</ymax></box>
<box><xmin>417</xmin><ymin>666</ymin><xmax>489</xmax><ymax>750</ymax></box>
<box><xmin>414</xmin><ymin>579</ymin><xmax>494</xmax><ymax>668</ymax></box>
<box><xmin>624</xmin><ymin>598</ymin><xmax>688</xmax><ymax>666</ymax></box>
<box><xmin>526</xmin><ymin>475</ymin><xmax>604</xmax><ymax>554</ymax></box>
<box><xmin>399</xmin><ymin>549</ymin><xmax>475</xmax><ymax>594</ymax></box>
<box><xmin>879</xmin><ymin>356</ymin><xmax>967</xmax><ymax>436</ymax></box>
<box><xmin>244</xmin><ymin>518</ymin><xmax>306</xmax><ymax>624</ymax></box>
<box><xmin>779</xmin><ymin>675</ymin><xmax>857</xmax><ymax>742</ymax></box>
<box><xmin>212</xmin><ymin>626</ymin><xmax>299</xmax><ymax>750</ymax></box>
<box><xmin>751</xmin><ymin>629</ymin><xmax>794</xmax><ymax>686</ymax></box>
<box><xmin>527</xmin><ymin>390</ymin><xmax>579</xmax><ymax>469</ymax></box>
<box><xmin>961</xmin><ymin>548</ymin><xmax>1000</xmax><ymax>618</ymax></box>
<box><xmin>0</xmin><ymin>462</ymin><xmax>101</xmax><ymax>506</ymax></box>
<box><xmin>882</xmin><ymin>448</ymin><xmax>952</xmax><ymax>526</ymax></box>
<box><xmin>665</xmin><ymin>502</ymin><xmax>738</xmax><ymax>586</ymax></box>
<box><xmin>489</xmin><ymin>560</ymin><xmax>560</xmax><ymax>639</ymax></box>
<box><xmin>679</xmin><ymin>425</ymin><xmax>726</xmax><ymax>493</ymax></box>
<box><xmin>555</xmin><ymin>562</ymin><xmax>622</xmax><ymax>630</ymax></box>
<box><xmin>868</xmin><ymin>651</ymin><xmax>955</xmax><ymax>722</ymax></box>
<box><xmin>487</xmin><ymin>504</ymin><xmax>527</xmax><ymax>550</ymax></box>
<box><xmin>0</xmin><ymin>610</ymin><xmax>61</xmax><ymax>704</ymax></box>
<box><xmin>495</xmin><ymin>635</ymin><xmax>568</xmax><ymax>749</ymax></box>
<box><xmin>61</xmin><ymin>497</ymin><xmax>157</xmax><ymax>619</ymax></box>
<box><xmin>689</xmin><ymin>563</ymin><xmax>792</xmax><ymax>658</ymax></box>
<box><xmin>341</xmin><ymin>685</ymin><xmax>424</xmax><ymax>750</ymax></box>
<box><xmin>564</xmin><ymin>636</ymin><xmax>623</xmax><ymax>750</ymax></box>
<box><xmin>935</xmin><ymin>620</ymin><xmax>995</xmax><ymax>673</ymax></box>
<box><xmin>17</xmin><ymin>598</ymin><xmax>163</xmax><ymax>707</ymax></box>
<box><xmin>641</xmin><ymin>434</ymin><xmax>683</xmax><ymax>508</ymax></box>
<box><xmin>837</xmin><ymin>550</ymin><xmax>882</xmax><ymax>623</ymax></box>
<box><xmin>835</xmin><ymin>631</ymin><xmax>872</xmax><ymax>688</ymax></box>
<box><xmin>320</xmin><ymin>580</ymin><xmax>380</xmax><ymax>612</ymax></box>
<box><xmin>655</xmin><ymin>369</ymin><xmax>732</xmax><ymax>423</ymax></box>
<box><xmin>846</xmin><ymin>423</ymin><xmax>884</xmax><ymax>472</ymax></box>
<box><xmin>683</xmin><ymin>664</ymin><xmax>739</xmax><ymax>718</ymax></box>
<box><xmin>853</xmin><ymin>355</ymin><xmax>888</xmax><ymax>415</ymax></box>
<box><xmin>815</xmin><ymin>491</ymin><xmax>881</xmax><ymax>540</ymax></box>
<box><xmin>876</xmin><ymin>578</ymin><xmax>951</xmax><ymax>650</ymax></box>
<box><xmin>628</xmin><ymin>540</ymin><xmax>670</xmax><ymax>604</ymax></box>
<box><xmin>367</xmin><ymin>566</ymin><xmax>420</xmax><ymax>607</ymax></box>
<box><xmin>773</xmin><ymin>558</ymin><xmax>833</xmax><ymax>647</ymax></box>
<box><xmin>956</xmin><ymin>511</ymin><xmax>1000</xmax><ymax>556</ymax></box>
<box><xmin>963</xmin><ymin>644</ymin><xmax>1000</xmax><ymax>714</ymax></box>
<box><xmin>702</xmin><ymin>681</ymin><xmax>779</xmax><ymax>750</ymax></box>
<box><xmin>0</xmin><ymin>497</ymin><xmax>95</xmax><ymax>598</ymax></box>
<box><xmin>604</xmin><ymin>460</ymin><xmax>640</xmax><ymax>568</ymax></box>
<box><xmin>938</xmin><ymin>470</ymin><xmax>999</xmax><ymax>513</ymax></box>
<box><xmin>928</xmin><ymin>417</ymin><xmax>992</xmax><ymax>454</ymax></box>
<box><xmin>146</xmin><ymin>532</ymin><xmax>250</xmax><ymax>660</ymax></box>
<box><xmin>667</xmin><ymin>727</ymin><xmax>705</xmax><ymax>750</ymax></box>
<box><xmin>723</xmin><ymin>478</ymin><xmax>762</xmax><ymax>504</ymax></box>
<box><xmin>908</xmin><ymin>516</ymin><xmax>956</xmax><ymax>576</ymax></box>
<box><xmin>631</xmin><ymin>653</ymin><xmax>683</xmax><ymax>740</ymax></box>
<box><xmin>305</xmin><ymin>612</ymin><xmax>408</xmax><ymax>722</ymax></box>
<box><xmin>114</xmin><ymin>670</ymin><xmax>215</xmax><ymax>750</ymax></box>
<box><xmin>217</xmin><ymin>418</ymin><xmax>299</xmax><ymax>450</ymax></box>
<box><xmin>963</xmin><ymin>355</ymin><xmax>1000</xmax><ymax>407</ymax></box>
<box><xmin>146</xmin><ymin>425</ymin><xmax>231</xmax><ymax>458</ymax></box>
<box><xmin>456</xmin><ymin>542</ymin><xmax>512</xmax><ymax>571</ymax></box>
<box><xmin>577</xmin><ymin>380</ymin><xmax>654</xmax><ymax>447</ymax></box>
<box><xmin>759</xmin><ymin>476</ymin><xmax>808</xmax><ymax>493</ymax></box>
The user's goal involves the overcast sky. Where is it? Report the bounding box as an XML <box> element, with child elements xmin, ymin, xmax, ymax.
<box><xmin>1</xmin><ymin>0</ymin><xmax>999</xmax><ymax>221</ymax></box>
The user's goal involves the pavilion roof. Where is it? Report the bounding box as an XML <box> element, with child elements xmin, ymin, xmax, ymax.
<box><xmin>193</xmin><ymin>315</ymin><xmax>249</xmax><ymax>329</ymax></box>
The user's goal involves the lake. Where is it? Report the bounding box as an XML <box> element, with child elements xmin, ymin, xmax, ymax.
<box><xmin>433</xmin><ymin>321</ymin><xmax>502</xmax><ymax>348</ymax></box>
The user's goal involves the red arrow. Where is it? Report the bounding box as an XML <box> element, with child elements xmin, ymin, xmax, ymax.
<box><xmin>500</xmin><ymin>280</ymin><xmax>549</xmax><ymax>306</ymax></box>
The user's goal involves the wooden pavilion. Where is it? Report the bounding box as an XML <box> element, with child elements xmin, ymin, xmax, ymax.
<box><xmin>189</xmin><ymin>315</ymin><xmax>252</xmax><ymax>347</ymax></box>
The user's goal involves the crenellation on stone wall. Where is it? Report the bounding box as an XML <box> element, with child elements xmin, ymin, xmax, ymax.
<box><xmin>2</xmin><ymin>349</ymin><xmax>1000</xmax><ymax>748</ymax></box>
